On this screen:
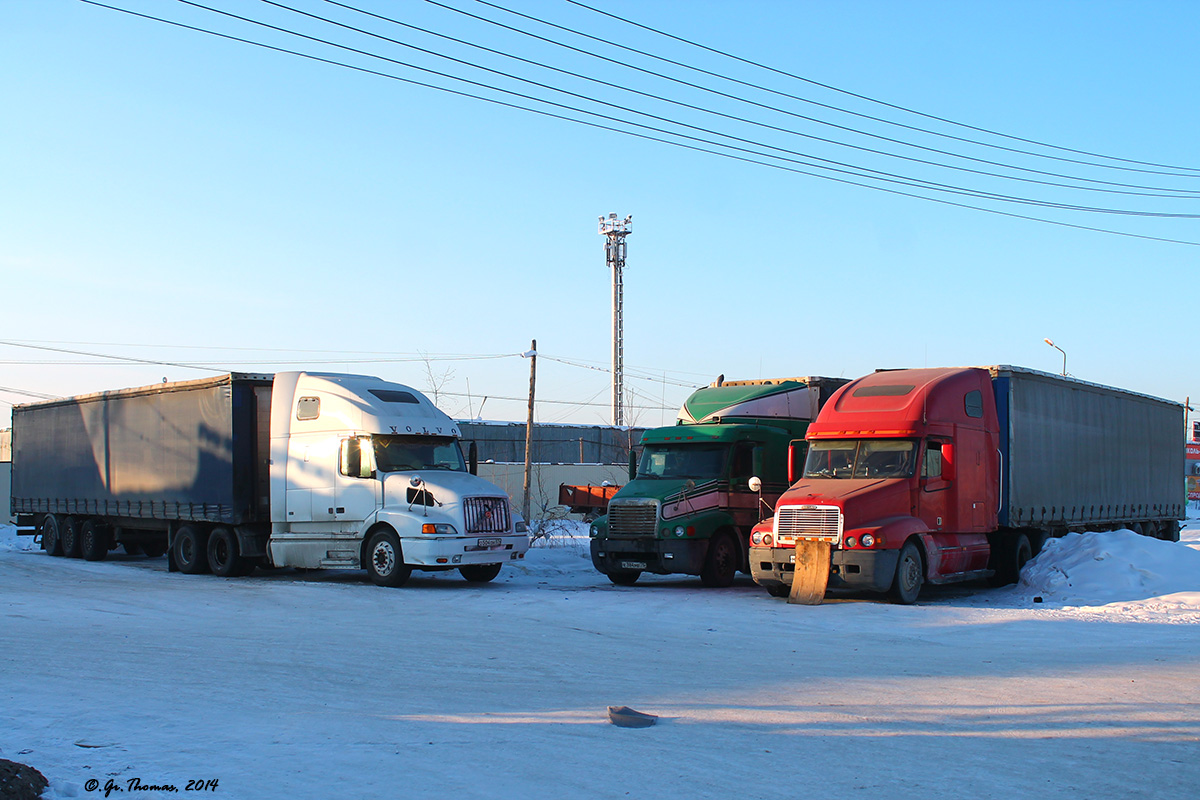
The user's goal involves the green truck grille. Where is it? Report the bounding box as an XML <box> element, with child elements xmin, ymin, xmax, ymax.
<box><xmin>608</xmin><ymin>500</ymin><xmax>659</xmax><ymax>537</ymax></box>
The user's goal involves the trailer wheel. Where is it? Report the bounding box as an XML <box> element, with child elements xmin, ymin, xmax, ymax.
<box><xmin>40</xmin><ymin>515</ymin><xmax>63</xmax><ymax>556</ymax></box>
<box><xmin>174</xmin><ymin>525</ymin><xmax>210</xmax><ymax>575</ymax></box>
<box><xmin>606</xmin><ymin>569</ymin><xmax>640</xmax><ymax>586</ymax></box>
<box><xmin>61</xmin><ymin>517</ymin><xmax>82</xmax><ymax>558</ymax></box>
<box><xmin>122</xmin><ymin>542</ymin><xmax>143</xmax><ymax>556</ymax></box>
<box><xmin>989</xmin><ymin>532</ymin><xmax>1032</xmax><ymax>586</ymax></box>
<box><xmin>207</xmin><ymin>526</ymin><xmax>250</xmax><ymax>577</ymax></box>
<box><xmin>888</xmin><ymin>540</ymin><xmax>924</xmax><ymax>604</ymax></box>
<box><xmin>459</xmin><ymin>563</ymin><xmax>502</xmax><ymax>583</ymax></box>
<box><xmin>80</xmin><ymin>519</ymin><xmax>110</xmax><ymax>561</ymax></box>
<box><xmin>700</xmin><ymin>531</ymin><xmax>739</xmax><ymax>588</ymax></box>
<box><xmin>1013</xmin><ymin>533</ymin><xmax>1033</xmax><ymax>581</ymax></box>
<box><xmin>366</xmin><ymin>529</ymin><xmax>411</xmax><ymax>588</ymax></box>
<box><xmin>142</xmin><ymin>542</ymin><xmax>166</xmax><ymax>559</ymax></box>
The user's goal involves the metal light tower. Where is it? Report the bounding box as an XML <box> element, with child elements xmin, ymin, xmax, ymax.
<box><xmin>599</xmin><ymin>213</ymin><xmax>632</xmax><ymax>426</ymax></box>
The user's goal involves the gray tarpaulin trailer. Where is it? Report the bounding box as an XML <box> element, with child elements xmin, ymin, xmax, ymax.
<box><xmin>991</xmin><ymin>366</ymin><xmax>1185</xmax><ymax>534</ymax></box>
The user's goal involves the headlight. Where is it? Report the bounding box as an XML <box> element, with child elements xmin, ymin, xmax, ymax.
<box><xmin>674</xmin><ymin>526</ymin><xmax>685</xmax><ymax>537</ymax></box>
<box><xmin>860</xmin><ymin>533</ymin><xmax>875</xmax><ymax>548</ymax></box>
<box><xmin>845</xmin><ymin>536</ymin><xmax>858</xmax><ymax>549</ymax></box>
<box><xmin>751</xmin><ymin>532</ymin><xmax>763</xmax><ymax>545</ymax></box>
<box><xmin>764</xmin><ymin>534</ymin><xmax>773</xmax><ymax>546</ymax></box>
<box><xmin>515</xmin><ymin>520</ymin><xmax>528</xmax><ymax>533</ymax></box>
<box><xmin>589</xmin><ymin>524</ymin><xmax>599</xmax><ymax>537</ymax></box>
<box><xmin>421</xmin><ymin>523</ymin><xmax>458</xmax><ymax>535</ymax></box>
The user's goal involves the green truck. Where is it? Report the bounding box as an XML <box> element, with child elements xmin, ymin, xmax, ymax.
<box><xmin>588</xmin><ymin>377</ymin><xmax>848</xmax><ymax>587</ymax></box>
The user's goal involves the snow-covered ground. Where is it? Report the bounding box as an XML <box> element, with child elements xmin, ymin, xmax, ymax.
<box><xmin>2</xmin><ymin>518</ymin><xmax>1199</xmax><ymax>799</ymax></box>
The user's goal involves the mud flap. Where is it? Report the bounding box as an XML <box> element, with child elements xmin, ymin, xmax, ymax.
<box><xmin>788</xmin><ymin>540</ymin><xmax>831</xmax><ymax>605</ymax></box>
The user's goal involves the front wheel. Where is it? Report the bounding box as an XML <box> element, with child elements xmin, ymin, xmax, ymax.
<box><xmin>888</xmin><ymin>540</ymin><xmax>924</xmax><ymax>604</ymax></box>
<box><xmin>606</xmin><ymin>569</ymin><xmax>640</xmax><ymax>586</ymax></box>
<box><xmin>700</xmin><ymin>532</ymin><xmax>739</xmax><ymax>588</ymax></box>
<box><xmin>366</xmin><ymin>529</ymin><xmax>412</xmax><ymax>587</ymax></box>
<box><xmin>459</xmin><ymin>563</ymin><xmax>502</xmax><ymax>583</ymax></box>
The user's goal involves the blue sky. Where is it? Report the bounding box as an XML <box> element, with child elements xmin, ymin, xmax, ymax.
<box><xmin>2</xmin><ymin>0</ymin><xmax>1198</xmax><ymax>430</ymax></box>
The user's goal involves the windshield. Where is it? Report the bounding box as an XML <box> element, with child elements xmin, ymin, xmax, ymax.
<box><xmin>372</xmin><ymin>435</ymin><xmax>466</xmax><ymax>472</ymax></box>
<box><xmin>803</xmin><ymin>439</ymin><xmax>917</xmax><ymax>479</ymax></box>
<box><xmin>637</xmin><ymin>443</ymin><xmax>729</xmax><ymax>480</ymax></box>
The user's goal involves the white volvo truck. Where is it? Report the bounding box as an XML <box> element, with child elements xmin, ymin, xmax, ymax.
<box><xmin>11</xmin><ymin>372</ymin><xmax>529</xmax><ymax>586</ymax></box>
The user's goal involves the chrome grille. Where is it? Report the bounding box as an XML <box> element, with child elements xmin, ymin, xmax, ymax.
<box><xmin>608</xmin><ymin>499</ymin><xmax>659</xmax><ymax>537</ymax></box>
<box><xmin>463</xmin><ymin>496</ymin><xmax>511</xmax><ymax>534</ymax></box>
<box><xmin>775</xmin><ymin>505</ymin><xmax>842</xmax><ymax>545</ymax></box>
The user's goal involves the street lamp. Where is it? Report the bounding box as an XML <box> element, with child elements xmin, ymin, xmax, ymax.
<box><xmin>1043</xmin><ymin>338</ymin><xmax>1066</xmax><ymax>376</ymax></box>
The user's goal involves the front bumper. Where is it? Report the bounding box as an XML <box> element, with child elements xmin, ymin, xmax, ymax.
<box><xmin>750</xmin><ymin>546</ymin><xmax>899</xmax><ymax>594</ymax></box>
<box><xmin>400</xmin><ymin>534</ymin><xmax>529</xmax><ymax>567</ymax></box>
<box><xmin>590</xmin><ymin>536</ymin><xmax>707</xmax><ymax>576</ymax></box>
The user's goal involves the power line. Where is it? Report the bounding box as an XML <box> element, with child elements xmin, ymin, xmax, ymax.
<box><xmin>0</xmin><ymin>339</ymin><xmax>224</xmax><ymax>372</ymax></box>
<box><xmin>77</xmin><ymin>1</ymin><xmax>1200</xmax><ymax>245</ymax></box>
<box><xmin>411</xmin><ymin>0</ymin><xmax>1200</xmax><ymax>195</ymax></box>
<box><xmin>561</xmin><ymin>0</ymin><xmax>1200</xmax><ymax>175</ymax></box>
<box><xmin>0</xmin><ymin>386</ymin><xmax>60</xmax><ymax>400</ymax></box>
<box><xmin>246</xmin><ymin>0</ymin><xmax>1200</xmax><ymax>214</ymax></box>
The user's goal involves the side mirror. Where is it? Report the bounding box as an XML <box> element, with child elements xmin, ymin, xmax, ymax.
<box><xmin>468</xmin><ymin>441</ymin><xmax>478</xmax><ymax>476</ymax></box>
<box><xmin>628</xmin><ymin>449</ymin><xmax>637</xmax><ymax>481</ymax></box>
<box><xmin>748</xmin><ymin>476</ymin><xmax>762</xmax><ymax>493</ymax></box>
<box><xmin>787</xmin><ymin>440</ymin><xmax>806</xmax><ymax>484</ymax></box>
<box><xmin>941</xmin><ymin>443</ymin><xmax>956</xmax><ymax>482</ymax></box>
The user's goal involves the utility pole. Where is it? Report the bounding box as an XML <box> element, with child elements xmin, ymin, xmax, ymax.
<box><xmin>522</xmin><ymin>339</ymin><xmax>537</xmax><ymax>523</ymax></box>
<box><xmin>599</xmin><ymin>213</ymin><xmax>632</xmax><ymax>427</ymax></box>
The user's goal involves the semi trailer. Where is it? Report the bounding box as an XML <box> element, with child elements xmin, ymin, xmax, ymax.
<box><xmin>11</xmin><ymin>372</ymin><xmax>529</xmax><ymax>586</ymax></box>
<box><xmin>589</xmin><ymin>376</ymin><xmax>848</xmax><ymax>587</ymax></box>
<box><xmin>749</xmin><ymin>366</ymin><xmax>1185</xmax><ymax>603</ymax></box>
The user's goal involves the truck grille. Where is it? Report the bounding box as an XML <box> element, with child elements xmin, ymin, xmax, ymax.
<box><xmin>463</xmin><ymin>497</ymin><xmax>511</xmax><ymax>534</ymax></box>
<box><xmin>608</xmin><ymin>499</ymin><xmax>659</xmax><ymax>537</ymax></box>
<box><xmin>775</xmin><ymin>505</ymin><xmax>842</xmax><ymax>545</ymax></box>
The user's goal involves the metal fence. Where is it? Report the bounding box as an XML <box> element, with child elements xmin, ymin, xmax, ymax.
<box><xmin>458</xmin><ymin>422</ymin><xmax>647</xmax><ymax>465</ymax></box>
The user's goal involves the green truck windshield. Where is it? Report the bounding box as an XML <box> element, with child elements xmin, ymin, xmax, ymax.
<box><xmin>638</xmin><ymin>443</ymin><xmax>728</xmax><ymax>480</ymax></box>
<box><xmin>803</xmin><ymin>439</ymin><xmax>917</xmax><ymax>479</ymax></box>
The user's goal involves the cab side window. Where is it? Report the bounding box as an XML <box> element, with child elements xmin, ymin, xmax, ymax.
<box><xmin>731</xmin><ymin>442</ymin><xmax>763</xmax><ymax>482</ymax></box>
<box><xmin>923</xmin><ymin>442</ymin><xmax>943</xmax><ymax>478</ymax></box>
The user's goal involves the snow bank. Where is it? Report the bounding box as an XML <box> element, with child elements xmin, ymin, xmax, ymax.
<box><xmin>1002</xmin><ymin>528</ymin><xmax>1200</xmax><ymax>618</ymax></box>
<box><xmin>0</xmin><ymin>523</ymin><xmax>36</xmax><ymax>553</ymax></box>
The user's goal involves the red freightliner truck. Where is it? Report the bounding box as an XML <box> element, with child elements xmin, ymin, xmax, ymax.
<box><xmin>749</xmin><ymin>366</ymin><xmax>1185</xmax><ymax>604</ymax></box>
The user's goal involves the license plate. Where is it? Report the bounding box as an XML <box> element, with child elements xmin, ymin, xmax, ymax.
<box><xmin>620</xmin><ymin>561</ymin><xmax>647</xmax><ymax>570</ymax></box>
<box><xmin>477</xmin><ymin>538</ymin><xmax>501</xmax><ymax>547</ymax></box>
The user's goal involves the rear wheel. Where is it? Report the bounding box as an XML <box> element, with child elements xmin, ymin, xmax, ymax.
<box><xmin>606</xmin><ymin>569</ymin><xmax>640</xmax><ymax>586</ymax></box>
<box><xmin>40</xmin><ymin>515</ymin><xmax>62</xmax><ymax>556</ymax></box>
<box><xmin>207</xmin><ymin>526</ymin><xmax>249</xmax><ymax>577</ymax></box>
<box><xmin>366</xmin><ymin>529</ymin><xmax>411</xmax><ymax>587</ymax></box>
<box><xmin>459</xmin><ymin>563</ymin><xmax>502</xmax><ymax>583</ymax></box>
<box><xmin>61</xmin><ymin>517</ymin><xmax>82</xmax><ymax>558</ymax></box>
<box><xmin>700</xmin><ymin>532</ymin><xmax>739</xmax><ymax>588</ymax></box>
<box><xmin>888</xmin><ymin>540</ymin><xmax>924</xmax><ymax>604</ymax></box>
<box><xmin>122</xmin><ymin>542</ymin><xmax>143</xmax><ymax>556</ymax></box>
<box><xmin>142</xmin><ymin>541</ymin><xmax>166</xmax><ymax>558</ymax></box>
<box><xmin>173</xmin><ymin>525</ymin><xmax>210</xmax><ymax>575</ymax></box>
<box><xmin>80</xmin><ymin>519</ymin><xmax>110</xmax><ymax>561</ymax></box>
